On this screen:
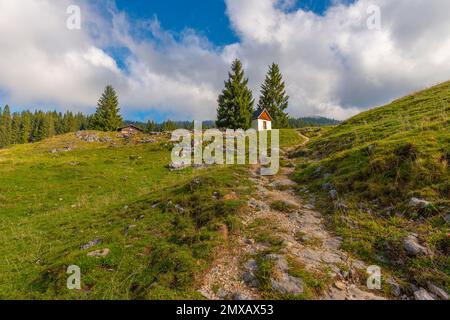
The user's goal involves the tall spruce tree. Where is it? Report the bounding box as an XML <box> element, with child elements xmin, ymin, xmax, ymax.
<box><xmin>217</xmin><ymin>59</ymin><xmax>254</xmax><ymax>129</ymax></box>
<box><xmin>0</xmin><ymin>105</ymin><xmax>12</xmax><ymax>147</ymax></box>
<box><xmin>91</xmin><ymin>85</ymin><xmax>123</xmax><ymax>131</ymax></box>
<box><xmin>258</xmin><ymin>63</ymin><xmax>290</xmax><ymax>128</ymax></box>
<box><xmin>20</xmin><ymin>111</ymin><xmax>32</xmax><ymax>143</ymax></box>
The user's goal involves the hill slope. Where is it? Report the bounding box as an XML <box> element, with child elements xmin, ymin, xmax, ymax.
<box><xmin>0</xmin><ymin>131</ymin><xmax>253</xmax><ymax>299</ymax></box>
<box><xmin>294</xmin><ymin>81</ymin><xmax>450</xmax><ymax>295</ymax></box>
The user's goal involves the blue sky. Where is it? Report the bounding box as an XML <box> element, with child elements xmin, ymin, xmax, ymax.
<box><xmin>114</xmin><ymin>0</ymin><xmax>353</xmax><ymax>47</ymax></box>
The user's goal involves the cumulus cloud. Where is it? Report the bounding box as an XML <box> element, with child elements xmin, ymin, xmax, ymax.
<box><xmin>0</xmin><ymin>0</ymin><xmax>449</xmax><ymax>120</ymax></box>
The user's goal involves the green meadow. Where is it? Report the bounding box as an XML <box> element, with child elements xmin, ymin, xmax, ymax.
<box><xmin>294</xmin><ymin>81</ymin><xmax>450</xmax><ymax>293</ymax></box>
<box><xmin>0</xmin><ymin>129</ymin><xmax>298</xmax><ymax>299</ymax></box>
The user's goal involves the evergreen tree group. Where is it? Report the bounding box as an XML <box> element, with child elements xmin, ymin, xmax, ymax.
<box><xmin>0</xmin><ymin>107</ymin><xmax>89</xmax><ymax>147</ymax></box>
<box><xmin>0</xmin><ymin>86</ymin><xmax>125</xmax><ymax>147</ymax></box>
<box><xmin>216</xmin><ymin>60</ymin><xmax>290</xmax><ymax>130</ymax></box>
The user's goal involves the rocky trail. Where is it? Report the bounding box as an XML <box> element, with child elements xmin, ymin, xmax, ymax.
<box><xmin>199</xmin><ymin>132</ymin><xmax>386</xmax><ymax>300</ymax></box>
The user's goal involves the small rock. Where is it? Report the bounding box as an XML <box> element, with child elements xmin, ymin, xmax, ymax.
<box><xmin>248</xmin><ymin>198</ymin><xmax>270</xmax><ymax>211</ymax></box>
<box><xmin>414</xmin><ymin>288</ymin><xmax>435</xmax><ymax>300</ymax></box>
<box><xmin>322</xmin><ymin>182</ymin><xmax>333</xmax><ymax>191</ymax></box>
<box><xmin>266</xmin><ymin>254</ymin><xmax>289</xmax><ymax>272</ymax></box>
<box><xmin>271</xmin><ymin>274</ymin><xmax>303</xmax><ymax>295</ymax></box>
<box><xmin>329</xmin><ymin>189</ymin><xmax>338</xmax><ymax>200</ymax></box>
<box><xmin>427</xmin><ymin>282</ymin><xmax>449</xmax><ymax>300</ymax></box>
<box><xmin>403</xmin><ymin>234</ymin><xmax>428</xmax><ymax>257</ymax></box>
<box><xmin>334</xmin><ymin>281</ymin><xmax>347</xmax><ymax>291</ymax></box>
<box><xmin>198</xmin><ymin>289</ymin><xmax>213</xmax><ymax>300</ymax></box>
<box><xmin>444</xmin><ymin>214</ymin><xmax>450</xmax><ymax>224</ymax></box>
<box><xmin>135</xmin><ymin>215</ymin><xmax>145</xmax><ymax>221</ymax></box>
<box><xmin>80</xmin><ymin>239</ymin><xmax>101</xmax><ymax>250</ymax></box>
<box><xmin>87</xmin><ymin>248</ymin><xmax>110</xmax><ymax>257</ymax></box>
<box><xmin>233</xmin><ymin>292</ymin><xmax>251</xmax><ymax>300</ymax></box>
<box><xmin>168</xmin><ymin>161</ymin><xmax>190</xmax><ymax>171</ymax></box>
<box><xmin>409</xmin><ymin>198</ymin><xmax>430</xmax><ymax>210</ymax></box>
<box><xmin>243</xmin><ymin>259</ymin><xmax>259</xmax><ymax>287</ymax></box>
<box><xmin>174</xmin><ymin>204</ymin><xmax>185</xmax><ymax>213</ymax></box>
<box><xmin>386</xmin><ymin>278</ymin><xmax>402</xmax><ymax>297</ymax></box>
<box><xmin>217</xmin><ymin>289</ymin><xmax>229</xmax><ymax>299</ymax></box>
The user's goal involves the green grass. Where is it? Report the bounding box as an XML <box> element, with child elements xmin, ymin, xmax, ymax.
<box><xmin>0</xmin><ymin>132</ymin><xmax>252</xmax><ymax>299</ymax></box>
<box><xmin>0</xmin><ymin>129</ymin><xmax>303</xmax><ymax>299</ymax></box>
<box><xmin>294</xmin><ymin>81</ymin><xmax>450</xmax><ymax>292</ymax></box>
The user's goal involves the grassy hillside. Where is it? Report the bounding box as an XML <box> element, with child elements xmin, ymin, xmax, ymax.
<box><xmin>294</xmin><ymin>81</ymin><xmax>450</xmax><ymax>293</ymax></box>
<box><xmin>0</xmin><ymin>131</ymin><xmax>255</xmax><ymax>299</ymax></box>
<box><xmin>0</xmin><ymin>129</ymin><xmax>299</xmax><ymax>299</ymax></box>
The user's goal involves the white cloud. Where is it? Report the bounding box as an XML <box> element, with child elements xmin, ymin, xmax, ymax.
<box><xmin>0</xmin><ymin>0</ymin><xmax>449</xmax><ymax>120</ymax></box>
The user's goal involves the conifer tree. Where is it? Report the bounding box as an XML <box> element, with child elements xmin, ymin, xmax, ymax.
<box><xmin>91</xmin><ymin>85</ymin><xmax>123</xmax><ymax>131</ymax></box>
<box><xmin>145</xmin><ymin>120</ymin><xmax>158</xmax><ymax>133</ymax></box>
<box><xmin>20</xmin><ymin>111</ymin><xmax>32</xmax><ymax>143</ymax></box>
<box><xmin>0</xmin><ymin>105</ymin><xmax>12</xmax><ymax>147</ymax></box>
<box><xmin>217</xmin><ymin>59</ymin><xmax>254</xmax><ymax>129</ymax></box>
<box><xmin>258</xmin><ymin>63</ymin><xmax>290</xmax><ymax>128</ymax></box>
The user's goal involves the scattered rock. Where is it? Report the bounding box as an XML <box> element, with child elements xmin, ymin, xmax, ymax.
<box><xmin>444</xmin><ymin>214</ymin><xmax>450</xmax><ymax>224</ymax></box>
<box><xmin>427</xmin><ymin>282</ymin><xmax>449</xmax><ymax>300</ymax></box>
<box><xmin>386</xmin><ymin>278</ymin><xmax>402</xmax><ymax>297</ymax></box>
<box><xmin>198</xmin><ymin>289</ymin><xmax>213</xmax><ymax>300</ymax></box>
<box><xmin>329</xmin><ymin>189</ymin><xmax>338</xmax><ymax>200</ymax></box>
<box><xmin>87</xmin><ymin>248</ymin><xmax>110</xmax><ymax>257</ymax></box>
<box><xmin>270</xmin><ymin>179</ymin><xmax>296</xmax><ymax>189</ymax></box>
<box><xmin>50</xmin><ymin>146</ymin><xmax>73</xmax><ymax>154</ymax></box>
<box><xmin>334</xmin><ymin>281</ymin><xmax>347</xmax><ymax>291</ymax></box>
<box><xmin>248</xmin><ymin>198</ymin><xmax>270</xmax><ymax>212</ymax></box>
<box><xmin>271</xmin><ymin>274</ymin><xmax>303</xmax><ymax>295</ymax></box>
<box><xmin>314</xmin><ymin>166</ymin><xmax>323</xmax><ymax>176</ymax></box>
<box><xmin>80</xmin><ymin>239</ymin><xmax>101</xmax><ymax>250</ymax></box>
<box><xmin>168</xmin><ymin>161</ymin><xmax>190</xmax><ymax>171</ymax></box>
<box><xmin>403</xmin><ymin>234</ymin><xmax>428</xmax><ymax>257</ymax></box>
<box><xmin>334</xmin><ymin>201</ymin><xmax>349</xmax><ymax>211</ymax></box>
<box><xmin>409</xmin><ymin>198</ymin><xmax>430</xmax><ymax>210</ymax></box>
<box><xmin>141</xmin><ymin>138</ymin><xmax>156</xmax><ymax>144</ymax></box>
<box><xmin>243</xmin><ymin>259</ymin><xmax>259</xmax><ymax>288</ymax></box>
<box><xmin>233</xmin><ymin>292</ymin><xmax>251</xmax><ymax>300</ymax></box>
<box><xmin>135</xmin><ymin>215</ymin><xmax>145</xmax><ymax>222</ymax></box>
<box><xmin>266</xmin><ymin>254</ymin><xmax>289</xmax><ymax>272</ymax></box>
<box><xmin>174</xmin><ymin>204</ymin><xmax>185</xmax><ymax>213</ymax></box>
<box><xmin>217</xmin><ymin>289</ymin><xmax>229</xmax><ymax>299</ymax></box>
<box><xmin>100</xmin><ymin>136</ymin><xmax>112</xmax><ymax>143</ymax></box>
<box><xmin>414</xmin><ymin>288</ymin><xmax>435</xmax><ymax>300</ymax></box>
<box><xmin>322</xmin><ymin>182</ymin><xmax>333</xmax><ymax>191</ymax></box>
<box><xmin>76</xmin><ymin>132</ymin><xmax>100</xmax><ymax>142</ymax></box>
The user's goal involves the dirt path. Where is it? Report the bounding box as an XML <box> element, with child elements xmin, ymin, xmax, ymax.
<box><xmin>199</xmin><ymin>131</ymin><xmax>385</xmax><ymax>300</ymax></box>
